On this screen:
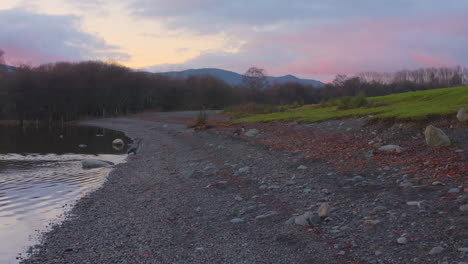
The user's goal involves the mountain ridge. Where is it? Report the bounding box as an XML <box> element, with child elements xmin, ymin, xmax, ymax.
<box><xmin>156</xmin><ymin>68</ymin><xmax>325</xmax><ymax>87</ymax></box>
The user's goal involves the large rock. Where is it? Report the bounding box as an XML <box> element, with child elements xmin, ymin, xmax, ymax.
<box><xmin>424</xmin><ymin>125</ymin><xmax>451</xmax><ymax>147</ymax></box>
<box><xmin>457</xmin><ymin>107</ymin><xmax>468</xmax><ymax>122</ymax></box>
<box><xmin>318</xmin><ymin>203</ymin><xmax>331</xmax><ymax>218</ymax></box>
<box><xmin>294</xmin><ymin>212</ymin><xmax>321</xmax><ymax>226</ymax></box>
<box><xmin>244</xmin><ymin>129</ymin><xmax>259</xmax><ymax>137</ymax></box>
<box><xmin>82</xmin><ymin>159</ymin><xmax>114</xmax><ymax>169</ymax></box>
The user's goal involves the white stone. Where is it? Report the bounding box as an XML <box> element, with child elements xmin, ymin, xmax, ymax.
<box><xmin>378</xmin><ymin>145</ymin><xmax>403</xmax><ymax>152</ymax></box>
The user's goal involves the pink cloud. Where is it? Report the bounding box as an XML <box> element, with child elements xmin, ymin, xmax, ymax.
<box><xmin>411</xmin><ymin>53</ymin><xmax>453</xmax><ymax>67</ymax></box>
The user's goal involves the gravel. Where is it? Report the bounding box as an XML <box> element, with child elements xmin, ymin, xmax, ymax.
<box><xmin>20</xmin><ymin>112</ymin><xmax>468</xmax><ymax>264</ymax></box>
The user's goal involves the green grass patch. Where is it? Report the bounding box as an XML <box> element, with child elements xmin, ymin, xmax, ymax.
<box><xmin>236</xmin><ymin>86</ymin><xmax>468</xmax><ymax>123</ymax></box>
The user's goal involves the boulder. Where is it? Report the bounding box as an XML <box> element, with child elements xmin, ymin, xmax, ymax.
<box><xmin>424</xmin><ymin>125</ymin><xmax>450</xmax><ymax>147</ymax></box>
<box><xmin>294</xmin><ymin>212</ymin><xmax>321</xmax><ymax>226</ymax></box>
<box><xmin>318</xmin><ymin>203</ymin><xmax>331</xmax><ymax>218</ymax></box>
<box><xmin>244</xmin><ymin>129</ymin><xmax>259</xmax><ymax>137</ymax></box>
<box><xmin>457</xmin><ymin>107</ymin><xmax>468</xmax><ymax>122</ymax></box>
<box><xmin>82</xmin><ymin>159</ymin><xmax>114</xmax><ymax>169</ymax></box>
<box><xmin>112</xmin><ymin>138</ymin><xmax>125</xmax><ymax>146</ymax></box>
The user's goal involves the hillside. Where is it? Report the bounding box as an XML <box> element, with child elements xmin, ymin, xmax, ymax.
<box><xmin>157</xmin><ymin>68</ymin><xmax>325</xmax><ymax>87</ymax></box>
<box><xmin>235</xmin><ymin>86</ymin><xmax>468</xmax><ymax>123</ymax></box>
<box><xmin>0</xmin><ymin>64</ymin><xmax>16</xmax><ymax>72</ymax></box>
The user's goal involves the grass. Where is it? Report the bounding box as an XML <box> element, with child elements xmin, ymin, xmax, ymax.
<box><xmin>224</xmin><ymin>102</ymin><xmax>302</xmax><ymax>119</ymax></box>
<box><xmin>235</xmin><ymin>86</ymin><xmax>468</xmax><ymax>123</ymax></box>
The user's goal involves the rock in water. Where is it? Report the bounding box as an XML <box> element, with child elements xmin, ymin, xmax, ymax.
<box><xmin>318</xmin><ymin>203</ymin><xmax>331</xmax><ymax>218</ymax></box>
<box><xmin>457</xmin><ymin>107</ymin><xmax>468</xmax><ymax>122</ymax></box>
<box><xmin>112</xmin><ymin>138</ymin><xmax>124</xmax><ymax>146</ymax></box>
<box><xmin>378</xmin><ymin>145</ymin><xmax>402</xmax><ymax>152</ymax></box>
<box><xmin>244</xmin><ymin>129</ymin><xmax>259</xmax><ymax>137</ymax></box>
<box><xmin>424</xmin><ymin>125</ymin><xmax>451</xmax><ymax>147</ymax></box>
<box><xmin>82</xmin><ymin>159</ymin><xmax>114</xmax><ymax>169</ymax></box>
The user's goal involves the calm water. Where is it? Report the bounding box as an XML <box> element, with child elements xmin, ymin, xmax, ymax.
<box><xmin>0</xmin><ymin>125</ymin><xmax>130</xmax><ymax>264</ymax></box>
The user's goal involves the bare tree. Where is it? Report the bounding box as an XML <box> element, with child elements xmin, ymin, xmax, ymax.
<box><xmin>243</xmin><ymin>67</ymin><xmax>267</xmax><ymax>101</ymax></box>
<box><xmin>0</xmin><ymin>49</ymin><xmax>6</xmax><ymax>72</ymax></box>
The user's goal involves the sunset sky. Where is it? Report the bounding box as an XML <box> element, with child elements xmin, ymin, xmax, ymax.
<box><xmin>1</xmin><ymin>0</ymin><xmax>467</xmax><ymax>81</ymax></box>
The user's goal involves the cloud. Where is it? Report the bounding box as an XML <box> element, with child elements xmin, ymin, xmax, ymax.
<box><xmin>129</xmin><ymin>0</ymin><xmax>468</xmax><ymax>34</ymax></box>
<box><xmin>144</xmin><ymin>15</ymin><xmax>468</xmax><ymax>81</ymax></box>
<box><xmin>0</xmin><ymin>8</ymin><xmax>130</xmax><ymax>66</ymax></box>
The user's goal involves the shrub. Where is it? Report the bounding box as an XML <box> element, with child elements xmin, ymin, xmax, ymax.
<box><xmin>189</xmin><ymin>110</ymin><xmax>208</xmax><ymax>130</ymax></box>
<box><xmin>323</xmin><ymin>92</ymin><xmax>369</xmax><ymax>110</ymax></box>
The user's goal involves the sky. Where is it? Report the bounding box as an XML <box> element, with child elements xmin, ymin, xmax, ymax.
<box><xmin>0</xmin><ymin>0</ymin><xmax>467</xmax><ymax>82</ymax></box>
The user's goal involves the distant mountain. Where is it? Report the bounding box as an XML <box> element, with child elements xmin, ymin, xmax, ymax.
<box><xmin>0</xmin><ymin>64</ymin><xmax>16</xmax><ymax>72</ymax></box>
<box><xmin>157</xmin><ymin>68</ymin><xmax>324</xmax><ymax>87</ymax></box>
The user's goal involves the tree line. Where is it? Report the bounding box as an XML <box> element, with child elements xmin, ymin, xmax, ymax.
<box><xmin>0</xmin><ymin>58</ymin><xmax>465</xmax><ymax>123</ymax></box>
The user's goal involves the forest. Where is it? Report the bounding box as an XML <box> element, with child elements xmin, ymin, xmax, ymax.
<box><xmin>0</xmin><ymin>58</ymin><xmax>466</xmax><ymax>123</ymax></box>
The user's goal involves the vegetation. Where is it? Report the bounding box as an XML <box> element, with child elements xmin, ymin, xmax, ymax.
<box><xmin>0</xmin><ymin>56</ymin><xmax>466</xmax><ymax>125</ymax></box>
<box><xmin>189</xmin><ymin>110</ymin><xmax>208</xmax><ymax>131</ymax></box>
<box><xmin>0</xmin><ymin>61</ymin><xmax>243</xmax><ymax>123</ymax></box>
<box><xmin>321</xmin><ymin>92</ymin><xmax>369</xmax><ymax>110</ymax></box>
<box><xmin>234</xmin><ymin>86</ymin><xmax>468</xmax><ymax>123</ymax></box>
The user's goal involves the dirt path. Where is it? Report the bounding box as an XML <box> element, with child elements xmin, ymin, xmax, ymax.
<box><xmin>21</xmin><ymin>113</ymin><xmax>467</xmax><ymax>264</ymax></box>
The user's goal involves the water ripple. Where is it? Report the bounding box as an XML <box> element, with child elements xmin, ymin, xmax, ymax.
<box><xmin>0</xmin><ymin>153</ymin><xmax>126</xmax><ymax>264</ymax></box>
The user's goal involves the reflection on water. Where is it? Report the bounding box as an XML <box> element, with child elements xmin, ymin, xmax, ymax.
<box><xmin>0</xmin><ymin>125</ymin><xmax>129</xmax><ymax>264</ymax></box>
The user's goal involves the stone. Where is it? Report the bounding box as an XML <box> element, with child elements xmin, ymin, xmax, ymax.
<box><xmin>351</xmin><ymin>176</ymin><xmax>365</xmax><ymax>182</ymax></box>
<box><xmin>255</xmin><ymin>211</ymin><xmax>278</xmax><ymax>220</ymax></box>
<box><xmin>294</xmin><ymin>212</ymin><xmax>321</xmax><ymax>226</ymax></box>
<box><xmin>373</xmin><ymin>206</ymin><xmax>387</xmax><ymax>212</ymax></box>
<box><xmin>400</xmin><ymin>181</ymin><xmax>414</xmax><ymax>187</ymax></box>
<box><xmin>81</xmin><ymin>159</ymin><xmax>114</xmax><ymax>169</ymax></box>
<box><xmin>112</xmin><ymin>138</ymin><xmax>124</xmax><ymax>146</ymax></box>
<box><xmin>458</xmin><ymin>248</ymin><xmax>468</xmax><ymax>253</ymax></box>
<box><xmin>230</xmin><ymin>218</ymin><xmax>244</xmax><ymax>224</ymax></box>
<box><xmin>303</xmin><ymin>188</ymin><xmax>312</xmax><ymax>193</ymax></box>
<box><xmin>448</xmin><ymin>188</ymin><xmax>460</xmax><ymax>193</ymax></box>
<box><xmin>318</xmin><ymin>203</ymin><xmax>331</xmax><ymax>218</ymax></box>
<box><xmin>268</xmin><ymin>185</ymin><xmax>281</xmax><ymax>190</ymax></box>
<box><xmin>238</xmin><ymin>167</ymin><xmax>250</xmax><ymax>173</ymax></box>
<box><xmin>286</xmin><ymin>180</ymin><xmax>297</xmax><ymax>186</ymax></box>
<box><xmin>397</xmin><ymin>237</ymin><xmax>408</xmax><ymax>245</ymax></box>
<box><xmin>78</xmin><ymin>144</ymin><xmax>87</xmax><ymax>148</ymax></box>
<box><xmin>429</xmin><ymin>246</ymin><xmax>444</xmax><ymax>255</ymax></box>
<box><xmin>459</xmin><ymin>205</ymin><xmax>468</xmax><ymax>212</ymax></box>
<box><xmin>244</xmin><ymin>129</ymin><xmax>259</xmax><ymax>137</ymax></box>
<box><xmin>364</xmin><ymin>220</ymin><xmax>381</xmax><ymax>226</ymax></box>
<box><xmin>457</xmin><ymin>107</ymin><xmax>468</xmax><ymax>122</ymax></box>
<box><xmin>285</xmin><ymin>216</ymin><xmax>296</xmax><ymax>225</ymax></box>
<box><xmin>424</xmin><ymin>125</ymin><xmax>451</xmax><ymax>147</ymax></box>
<box><xmin>406</xmin><ymin>201</ymin><xmax>423</xmax><ymax>208</ymax></box>
<box><xmin>432</xmin><ymin>181</ymin><xmax>445</xmax><ymax>186</ymax></box>
<box><xmin>297</xmin><ymin>165</ymin><xmax>308</xmax><ymax>170</ymax></box>
<box><xmin>365</xmin><ymin>151</ymin><xmax>375</xmax><ymax>158</ymax></box>
<box><xmin>379</xmin><ymin>145</ymin><xmax>403</xmax><ymax>152</ymax></box>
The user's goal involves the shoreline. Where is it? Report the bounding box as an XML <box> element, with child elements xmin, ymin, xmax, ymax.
<box><xmin>21</xmin><ymin>113</ymin><xmax>467</xmax><ymax>264</ymax></box>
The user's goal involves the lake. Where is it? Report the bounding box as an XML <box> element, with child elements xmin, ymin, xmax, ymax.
<box><xmin>0</xmin><ymin>124</ymin><xmax>130</xmax><ymax>264</ymax></box>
